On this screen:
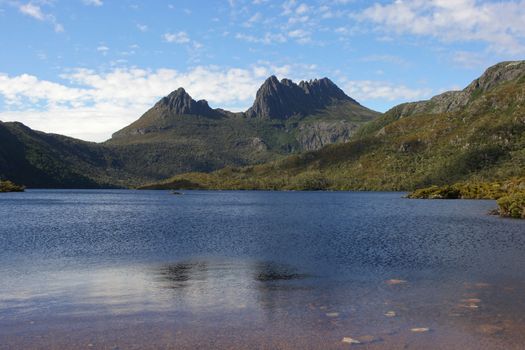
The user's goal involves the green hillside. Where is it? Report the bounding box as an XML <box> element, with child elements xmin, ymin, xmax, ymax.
<box><xmin>0</xmin><ymin>77</ymin><xmax>379</xmax><ymax>188</ymax></box>
<box><xmin>141</xmin><ymin>61</ymin><xmax>525</xmax><ymax>191</ymax></box>
<box><xmin>0</xmin><ymin>122</ymin><xmax>143</xmax><ymax>188</ymax></box>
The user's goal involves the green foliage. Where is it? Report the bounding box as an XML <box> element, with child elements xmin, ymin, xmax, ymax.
<box><xmin>407</xmin><ymin>178</ymin><xmax>525</xmax><ymax>219</ymax></box>
<box><xmin>407</xmin><ymin>186</ymin><xmax>461</xmax><ymax>199</ymax></box>
<box><xmin>142</xmin><ymin>74</ymin><xmax>525</xmax><ymax>194</ymax></box>
<box><xmin>498</xmin><ymin>193</ymin><xmax>525</xmax><ymax>219</ymax></box>
<box><xmin>0</xmin><ymin>180</ymin><xmax>25</xmax><ymax>192</ymax></box>
<box><xmin>0</xmin><ymin>100</ymin><xmax>378</xmax><ymax>189</ymax></box>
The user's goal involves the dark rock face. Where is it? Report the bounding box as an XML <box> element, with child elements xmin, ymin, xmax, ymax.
<box><xmin>246</xmin><ymin>76</ymin><xmax>358</xmax><ymax>119</ymax></box>
<box><xmin>156</xmin><ymin>88</ymin><xmax>220</xmax><ymax>118</ymax></box>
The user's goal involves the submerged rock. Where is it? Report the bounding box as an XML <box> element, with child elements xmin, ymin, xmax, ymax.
<box><xmin>356</xmin><ymin>335</ymin><xmax>383</xmax><ymax>344</ymax></box>
<box><xmin>386</xmin><ymin>279</ymin><xmax>407</xmax><ymax>285</ymax></box>
<box><xmin>411</xmin><ymin>328</ymin><xmax>430</xmax><ymax>333</ymax></box>
<box><xmin>342</xmin><ymin>335</ymin><xmax>383</xmax><ymax>345</ymax></box>
<box><xmin>342</xmin><ymin>337</ymin><xmax>360</xmax><ymax>344</ymax></box>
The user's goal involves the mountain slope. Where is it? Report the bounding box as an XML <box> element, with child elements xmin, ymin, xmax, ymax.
<box><xmin>0</xmin><ymin>121</ymin><xmax>118</xmax><ymax>188</ymax></box>
<box><xmin>142</xmin><ymin>61</ymin><xmax>525</xmax><ymax>191</ymax></box>
<box><xmin>106</xmin><ymin>76</ymin><xmax>379</xmax><ymax>180</ymax></box>
<box><xmin>0</xmin><ymin>76</ymin><xmax>379</xmax><ymax>188</ymax></box>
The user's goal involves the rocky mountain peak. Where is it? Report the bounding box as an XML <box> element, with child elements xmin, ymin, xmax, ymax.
<box><xmin>246</xmin><ymin>76</ymin><xmax>358</xmax><ymax>119</ymax></box>
<box><xmin>299</xmin><ymin>77</ymin><xmax>357</xmax><ymax>106</ymax></box>
<box><xmin>465</xmin><ymin>60</ymin><xmax>525</xmax><ymax>94</ymax></box>
<box><xmin>156</xmin><ymin>87</ymin><xmax>217</xmax><ymax>117</ymax></box>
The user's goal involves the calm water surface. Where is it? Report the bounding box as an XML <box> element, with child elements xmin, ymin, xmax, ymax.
<box><xmin>1</xmin><ymin>190</ymin><xmax>525</xmax><ymax>349</ymax></box>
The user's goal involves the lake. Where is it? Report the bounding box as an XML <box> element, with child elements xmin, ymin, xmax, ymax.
<box><xmin>1</xmin><ymin>190</ymin><xmax>525</xmax><ymax>349</ymax></box>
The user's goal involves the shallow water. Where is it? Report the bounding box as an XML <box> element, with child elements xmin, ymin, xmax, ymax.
<box><xmin>1</xmin><ymin>190</ymin><xmax>525</xmax><ymax>349</ymax></box>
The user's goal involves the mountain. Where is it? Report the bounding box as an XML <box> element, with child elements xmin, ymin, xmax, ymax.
<box><xmin>106</xmin><ymin>76</ymin><xmax>379</xmax><ymax>180</ymax></box>
<box><xmin>0</xmin><ymin>76</ymin><xmax>379</xmax><ymax>188</ymax></box>
<box><xmin>245</xmin><ymin>76</ymin><xmax>359</xmax><ymax>119</ymax></box>
<box><xmin>141</xmin><ymin>61</ymin><xmax>525</xmax><ymax>191</ymax></box>
<box><xmin>0</xmin><ymin>121</ymin><xmax>120</xmax><ymax>188</ymax></box>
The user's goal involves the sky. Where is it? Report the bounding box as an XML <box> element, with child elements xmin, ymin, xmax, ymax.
<box><xmin>0</xmin><ymin>0</ymin><xmax>524</xmax><ymax>142</ymax></box>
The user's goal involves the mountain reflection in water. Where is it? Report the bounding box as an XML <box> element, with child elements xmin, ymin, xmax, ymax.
<box><xmin>1</xmin><ymin>190</ymin><xmax>525</xmax><ymax>349</ymax></box>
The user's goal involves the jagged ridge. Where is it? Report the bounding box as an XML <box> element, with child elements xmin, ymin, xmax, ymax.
<box><xmin>246</xmin><ymin>76</ymin><xmax>358</xmax><ymax>119</ymax></box>
<box><xmin>112</xmin><ymin>75</ymin><xmax>363</xmax><ymax>138</ymax></box>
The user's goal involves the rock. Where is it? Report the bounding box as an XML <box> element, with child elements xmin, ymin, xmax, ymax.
<box><xmin>356</xmin><ymin>335</ymin><xmax>383</xmax><ymax>344</ymax></box>
<box><xmin>342</xmin><ymin>337</ymin><xmax>361</xmax><ymax>344</ymax></box>
<box><xmin>157</xmin><ymin>88</ymin><xmax>220</xmax><ymax>118</ymax></box>
<box><xmin>250</xmin><ymin>137</ymin><xmax>268</xmax><ymax>152</ymax></box>
<box><xmin>297</xmin><ymin>121</ymin><xmax>356</xmax><ymax>151</ymax></box>
<box><xmin>386</xmin><ymin>279</ymin><xmax>407</xmax><ymax>285</ymax></box>
<box><xmin>246</xmin><ymin>76</ymin><xmax>358</xmax><ymax>120</ymax></box>
<box><xmin>411</xmin><ymin>328</ymin><xmax>430</xmax><ymax>333</ymax></box>
<box><xmin>461</xmin><ymin>298</ymin><xmax>481</xmax><ymax>303</ymax></box>
<box><xmin>342</xmin><ymin>335</ymin><xmax>383</xmax><ymax>345</ymax></box>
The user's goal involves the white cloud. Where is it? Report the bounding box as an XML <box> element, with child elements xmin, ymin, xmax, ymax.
<box><xmin>243</xmin><ymin>12</ymin><xmax>262</xmax><ymax>27</ymax></box>
<box><xmin>136</xmin><ymin>24</ymin><xmax>148</xmax><ymax>32</ymax></box>
<box><xmin>288</xmin><ymin>29</ymin><xmax>311</xmax><ymax>44</ymax></box>
<box><xmin>357</xmin><ymin>0</ymin><xmax>525</xmax><ymax>54</ymax></box>
<box><xmin>235</xmin><ymin>32</ymin><xmax>287</xmax><ymax>44</ymax></box>
<box><xmin>19</xmin><ymin>3</ymin><xmax>44</xmax><ymax>20</ymax></box>
<box><xmin>163</xmin><ymin>31</ymin><xmax>191</xmax><ymax>44</ymax></box>
<box><xmin>83</xmin><ymin>0</ymin><xmax>103</xmax><ymax>6</ymax></box>
<box><xmin>0</xmin><ymin>64</ymin><xmax>314</xmax><ymax>141</ymax></box>
<box><xmin>18</xmin><ymin>2</ymin><xmax>63</xmax><ymax>32</ymax></box>
<box><xmin>295</xmin><ymin>3</ymin><xmax>310</xmax><ymax>14</ymax></box>
<box><xmin>344</xmin><ymin>80</ymin><xmax>432</xmax><ymax>102</ymax></box>
<box><xmin>96</xmin><ymin>45</ymin><xmax>109</xmax><ymax>56</ymax></box>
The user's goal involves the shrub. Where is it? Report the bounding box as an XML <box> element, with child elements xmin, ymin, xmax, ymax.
<box><xmin>0</xmin><ymin>180</ymin><xmax>25</xmax><ymax>192</ymax></box>
<box><xmin>497</xmin><ymin>192</ymin><xmax>525</xmax><ymax>219</ymax></box>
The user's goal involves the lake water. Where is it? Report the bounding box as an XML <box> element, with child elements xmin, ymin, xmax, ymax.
<box><xmin>1</xmin><ymin>190</ymin><xmax>525</xmax><ymax>349</ymax></box>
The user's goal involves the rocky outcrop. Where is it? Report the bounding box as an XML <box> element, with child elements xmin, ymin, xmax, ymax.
<box><xmin>246</xmin><ymin>76</ymin><xmax>358</xmax><ymax>119</ymax></box>
<box><xmin>389</xmin><ymin>60</ymin><xmax>525</xmax><ymax>119</ymax></box>
<box><xmin>155</xmin><ymin>88</ymin><xmax>221</xmax><ymax>118</ymax></box>
<box><xmin>297</xmin><ymin>121</ymin><xmax>358</xmax><ymax>151</ymax></box>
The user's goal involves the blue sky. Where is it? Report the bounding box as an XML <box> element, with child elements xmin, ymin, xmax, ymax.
<box><xmin>0</xmin><ymin>0</ymin><xmax>524</xmax><ymax>141</ymax></box>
